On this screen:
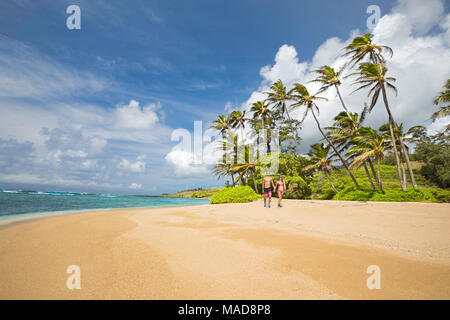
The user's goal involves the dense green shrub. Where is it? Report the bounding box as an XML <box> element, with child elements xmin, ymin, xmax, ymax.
<box><xmin>332</xmin><ymin>186</ymin><xmax>449</xmax><ymax>203</ymax></box>
<box><xmin>415</xmin><ymin>140</ymin><xmax>450</xmax><ymax>188</ymax></box>
<box><xmin>210</xmin><ymin>186</ymin><xmax>261</xmax><ymax>204</ymax></box>
<box><xmin>284</xmin><ymin>176</ymin><xmax>312</xmax><ymax>199</ymax></box>
<box><xmin>428</xmin><ymin>188</ymin><xmax>450</xmax><ymax>203</ymax></box>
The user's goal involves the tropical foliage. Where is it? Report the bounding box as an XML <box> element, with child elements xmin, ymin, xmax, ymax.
<box><xmin>209</xmin><ymin>33</ymin><xmax>449</xmax><ymax>203</ymax></box>
<box><xmin>210</xmin><ymin>186</ymin><xmax>261</xmax><ymax>204</ymax></box>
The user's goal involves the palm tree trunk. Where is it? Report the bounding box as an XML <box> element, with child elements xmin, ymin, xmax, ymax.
<box><xmin>231</xmin><ymin>173</ymin><xmax>235</xmax><ymax>187</ymax></box>
<box><xmin>376</xmin><ymin>157</ymin><xmax>385</xmax><ymax>194</ymax></box>
<box><xmin>363</xmin><ymin>162</ymin><xmax>377</xmax><ymax>190</ymax></box>
<box><xmin>398</xmin><ymin>149</ymin><xmax>407</xmax><ymax>188</ymax></box>
<box><xmin>324</xmin><ymin>168</ymin><xmax>338</xmax><ymax>193</ymax></box>
<box><xmin>311</xmin><ymin>108</ymin><xmax>361</xmax><ymax>190</ymax></box>
<box><xmin>284</xmin><ymin>104</ymin><xmax>299</xmax><ymax>155</ymax></box>
<box><xmin>262</xmin><ymin>118</ymin><xmax>271</xmax><ymax>153</ymax></box>
<box><xmin>335</xmin><ymin>85</ymin><xmax>352</xmax><ymax>118</ymax></box>
<box><xmin>252</xmin><ymin>170</ymin><xmax>258</xmax><ymax>193</ymax></box>
<box><xmin>380</xmin><ymin>85</ymin><xmax>406</xmax><ymax>190</ymax></box>
<box><xmin>395</xmin><ymin>124</ymin><xmax>417</xmax><ymax>188</ymax></box>
<box><xmin>368</xmin><ymin>158</ymin><xmax>378</xmax><ymax>185</ymax></box>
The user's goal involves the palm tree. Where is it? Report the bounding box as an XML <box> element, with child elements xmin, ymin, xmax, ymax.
<box><xmin>230</xmin><ymin>110</ymin><xmax>248</xmax><ymax>134</ymax></box>
<box><xmin>405</xmin><ymin>125</ymin><xmax>429</xmax><ymax>144</ymax></box>
<box><xmin>289</xmin><ymin>83</ymin><xmax>362</xmax><ymax>190</ymax></box>
<box><xmin>213</xmin><ymin>161</ymin><xmax>236</xmax><ymax>187</ymax></box>
<box><xmin>250</xmin><ymin>101</ymin><xmax>272</xmax><ymax>152</ymax></box>
<box><xmin>348</xmin><ymin>127</ymin><xmax>387</xmax><ymax>193</ymax></box>
<box><xmin>265</xmin><ymin>80</ymin><xmax>299</xmax><ymax>153</ymax></box>
<box><xmin>342</xmin><ymin>33</ymin><xmax>393</xmax><ymax>67</ymax></box>
<box><xmin>231</xmin><ymin>145</ymin><xmax>259</xmax><ymax>193</ymax></box>
<box><xmin>350</xmin><ymin>63</ymin><xmax>417</xmax><ymax>189</ymax></box>
<box><xmin>305</xmin><ymin>143</ymin><xmax>338</xmax><ymax>193</ymax></box>
<box><xmin>379</xmin><ymin>123</ymin><xmax>407</xmax><ymax>188</ymax></box>
<box><xmin>310</xmin><ymin>65</ymin><xmax>353</xmax><ymax>118</ymax></box>
<box><xmin>211</xmin><ymin>114</ymin><xmax>232</xmax><ymax>138</ymax></box>
<box><xmin>432</xmin><ymin>79</ymin><xmax>450</xmax><ymax>130</ymax></box>
<box><xmin>326</xmin><ymin>108</ymin><xmax>377</xmax><ymax>191</ymax></box>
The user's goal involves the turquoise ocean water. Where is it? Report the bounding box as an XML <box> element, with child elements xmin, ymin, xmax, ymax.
<box><xmin>0</xmin><ymin>189</ymin><xmax>210</xmax><ymax>222</ymax></box>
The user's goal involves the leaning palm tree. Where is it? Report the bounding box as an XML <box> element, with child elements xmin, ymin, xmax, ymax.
<box><xmin>349</xmin><ymin>63</ymin><xmax>417</xmax><ymax>189</ymax></box>
<box><xmin>379</xmin><ymin>123</ymin><xmax>407</xmax><ymax>188</ymax></box>
<box><xmin>231</xmin><ymin>145</ymin><xmax>259</xmax><ymax>193</ymax></box>
<box><xmin>405</xmin><ymin>125</ymin><xmax>429</xmax><ymax>144</ymax></box>
<box><xmin>342</xmin><ymin>33</ymin><xmax>393</xmax><ymax>67</ymax></box>
<box><xmin>250</xmin><ymin>101</ymin><xmax>272</xmax><ymax>152</ymax></box>
<box><xmin>305</xmin><ymin>143</ymin><xmax>338</xmax><ymax>193</ymax></box>
<box><xmin>264</xmin><ymin>80</ymin><xmax>299</xmax><ymax>153</ymax></box>
<box><xmin>213</xmin><ymin>161</ymin><xmax>236</xmax><ymax>187</ymax></box>
<box><xmin>310</xmin><ymin>66</ymin><xmax>378</xmax><ymax>189</ymax></box>
<box><xmin>310</xmin><ymin>65</ymin><xmax>353</xmax><ymax>118</ymax></box>
<box><xmin>289</xmin><ymin>83</ymin><xmax>361</xmax><ymax>190</ymax></box>
<box><xmin>432</xmin><ymin>79</ymin><xmax>450</xmax><ymax>128</ymax></box>
<box><xmin>326</xmin><ymin>108</ymin><xmax>378</xmax><ymax>191</ymax></box>
<box><xmin>348</xmin><ymin>127</ymin><xmax>387</xmax><ymax>194</ymax></box>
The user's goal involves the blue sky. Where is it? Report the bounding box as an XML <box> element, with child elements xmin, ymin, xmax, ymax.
<box><xmin>0</xmin><ymin>0</ymin><xmax>395</xmax><ymax>127</ymax></box>
<box><xmin>0</xmin><ymin>0</ymin><xmax>449</xmax><ymax>194</ymax></box>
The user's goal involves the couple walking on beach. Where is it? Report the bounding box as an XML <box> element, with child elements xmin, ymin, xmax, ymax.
<box><xmin>262</xmin><ymin>175</ymin><xmax>286</xmax><ymax>208</ymax></box>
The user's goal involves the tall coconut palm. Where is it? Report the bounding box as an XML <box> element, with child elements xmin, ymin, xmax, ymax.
<box><xmin>305</xmin><ymin>143</ymin><xmax>338</xmax><ymax>193</ymax></box>
<box><xmin>211</xmin><ymin>114</ymin><xmax>235</xmax><ymax>178</ymax></box>
<box><xmin>348</xmin><ymin>127</ymin><xmax>387</xmax><ymax>193</ymax></box>
<box><xmin>264</xmin><ymin>80</ymin><xmax>299</xmax><ymax>153</ymax></box>
<box><xmin>250</xmin><ymin>101</ymin><xmax>272</xmax><ymax>152</ymax></box>
<box><xmin>350</xmin><ymin>63</ymin><xmax>417</xmax><ymax>189</ymax></box>
<box><xmin>342</xmin><ymin>33</ymin><xmax>393</xmax><ymax>67</ymax></box>
<box><xmin>310</xmin><ymin>66</ymin><xmax>377</xmax><ymax>190</ymax></box>
<box><xmin>289</xmin><ymin>83</ymin><xmax>361</xmax><ymax>190</ymax></box>
<box><xmin>379</xmin><ymin>123</ymin><xmax>407</xmax><ymax>188</ymax></box>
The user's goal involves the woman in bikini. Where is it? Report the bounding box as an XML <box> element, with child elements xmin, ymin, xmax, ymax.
<box><xmin>276</xmin><ymin>176</ymin><xmax>286</xmax><ymax>208</ymax></box>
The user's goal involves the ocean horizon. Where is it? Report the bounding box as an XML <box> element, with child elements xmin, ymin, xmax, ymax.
<box><xmin>0</xmin><ymin>189</ymin><xmax>210</xmax><ymax>222</ymax></box>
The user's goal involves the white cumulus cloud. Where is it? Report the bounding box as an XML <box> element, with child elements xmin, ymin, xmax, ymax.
<box><xmin>118</xmin><ymin>155</ymin><xmax>147</xmax><ymax>173</ymax></box>
<box><xmin>113</xmin><ymin>100</ymin><xmax>161</xmax><ymax>129</ymax></box>
<box><xmin>129</xmin><ymin>183</ymin><xmax>143</xmax><ymax>190</ymax></box>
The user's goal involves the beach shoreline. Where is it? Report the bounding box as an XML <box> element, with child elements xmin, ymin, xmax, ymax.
<box><xmin>0</xmin><ymin>199</ymin><xmax>449</xmax><ymax>299</ymax></box>
<box><xmin>0</xmin><ymin>202</ymin><xmax>210</xmax><ymax>229</ymax></box>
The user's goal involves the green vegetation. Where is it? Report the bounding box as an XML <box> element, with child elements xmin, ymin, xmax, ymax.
<box><xmin>309</xmin><ymin>165</ymin><xmax>450</xmax><ymax>203</ymax></box>
<box><xmin>207</xmin><ymin>33</ymin><xmax>449</xmax><ymax>204</ymax></box>
<box><xmin>210</xmin><ymin>186</ymin><xmax>261</xmax><ymax>204</ymax></box>
<box><xmin>163</xmin><ymin>187</ymin><xmax>223</xmax><ymax>199</ymax></box>
<box><xmin>415</xmin><ymin>138</ymin><xmax>450</xmax><ymax>188</ymax></box>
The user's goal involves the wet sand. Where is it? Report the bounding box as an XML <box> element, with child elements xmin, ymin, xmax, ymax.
<box><xmin>0</xmin><ymin>200</ymin><xmax>449</xmax><ymax>299</ymax></box>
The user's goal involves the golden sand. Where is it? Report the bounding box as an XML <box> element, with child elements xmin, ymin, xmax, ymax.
<box><xmin>0</xmin><ymin>200</ymin><xmax>449</xmax><ymax>299</ymax></box>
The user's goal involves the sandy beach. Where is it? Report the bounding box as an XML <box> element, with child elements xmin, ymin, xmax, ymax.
<box><xmin>0</xmin><ymin>200</ymin><xmax>449</xmax><ymax>299</ymax></box>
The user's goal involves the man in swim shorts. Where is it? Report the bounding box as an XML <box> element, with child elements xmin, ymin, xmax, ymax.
<box><xmin>262</xmin><ymin>175</ymin><xmax>275</xmax><ymax>208</ymax></box>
